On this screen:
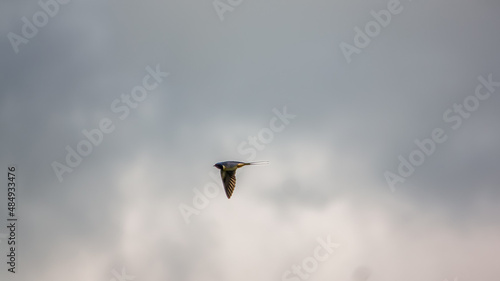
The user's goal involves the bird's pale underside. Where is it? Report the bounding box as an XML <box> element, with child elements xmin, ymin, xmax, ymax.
<box><xmin>213</xmin><ymin>161</ymin><xmax>269</xmax><ymax>198</ymax></box>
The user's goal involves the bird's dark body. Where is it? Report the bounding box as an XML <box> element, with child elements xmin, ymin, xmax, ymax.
<box><xmin>214</xmin><ymin>161</ymin><xmax>245</xmax><ymax>170</ymax></box>
<box><xmin>213</xmin><ymin>160</ymin><xmax>268</xmax><ymax>198</ymax></box>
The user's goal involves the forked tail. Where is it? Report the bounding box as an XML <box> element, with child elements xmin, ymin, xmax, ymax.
<box><xmin>245</xmin><ymin>161</ymin><xmax>270</xmax><ymax>166</ymax></box>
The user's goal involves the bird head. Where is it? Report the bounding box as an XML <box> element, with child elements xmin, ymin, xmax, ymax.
<box><xmin>213</xmin><ymin>163</ymin><xmax>223</xmax><ymax>170</ymax></box>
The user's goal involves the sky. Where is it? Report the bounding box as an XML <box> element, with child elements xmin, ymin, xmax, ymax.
<box><xmin>1</xmin><ymin>0</ymin><xmax>499</xmax><ymax>281</ymax></box>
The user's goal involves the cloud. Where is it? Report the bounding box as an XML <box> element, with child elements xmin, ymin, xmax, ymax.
<box><xmin>1</xmin><ymin>0</ymin><xmax>499</xmax><ymax>280</ymax></box>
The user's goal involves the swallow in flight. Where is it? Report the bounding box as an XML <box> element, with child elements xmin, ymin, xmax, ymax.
<box><xmin>213</xmin><ymin>161</ymin><xmax>269</xmax><ymax>198</ymax></box>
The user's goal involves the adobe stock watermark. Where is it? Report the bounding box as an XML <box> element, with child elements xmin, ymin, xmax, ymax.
<box><xmin>178</xmin><ymin>106</ymin><xmax>296</xmax><ymax>224</ymax></box>
<box><xmin>281</xmin><ymin>235</ymin><xmax>340</xmax><ymax>281</ymax></box>
<box><xmin>109</xmin><ymin>267</ymin><xmax>135</xmax><ymax>281</ymax></box>
<box><xmin>339</xmin><ymin>0</ymin><xmax>406</xmax><ymax>63</ymax></box>
<box><xmin>385</xmin><ymin>74</ymin><xmax>500</xmax><ymax>191</ymax></box>
<box><xmin>7</xmin><ymin>0</ymin><xmax>72</xmax><ymax>54</ymax></box>
<box><xmin>213</xmin><ymin>0</ymin><xmax>244</xmax><ymax>21</ymax></box>
<box><xmin>51</xmin><ymin>64</ymin><xmax>169</xmax><ymax>182</ymax></box>
<box><xmin>237</xmin><ymin>106</ymin><xmax>296</xmax><ymax>161</ymax></box>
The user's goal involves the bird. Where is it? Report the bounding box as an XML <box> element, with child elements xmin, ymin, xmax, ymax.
<box><xmin>213</xmin><ymin>161</ymin><xmax>269</xmax><ymax>199</ymax></box>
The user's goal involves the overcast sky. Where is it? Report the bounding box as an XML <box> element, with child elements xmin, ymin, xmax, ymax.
<box><xmin>1</xmin><ymin>0</ymin><xmax>500</xmax><ymax>281</ymax></box>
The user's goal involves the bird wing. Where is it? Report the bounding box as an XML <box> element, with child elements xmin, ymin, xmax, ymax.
<box><xmin>221</xmin><ymin>169</ymin><xmax>237</xmax><ymax>199</ymax></box>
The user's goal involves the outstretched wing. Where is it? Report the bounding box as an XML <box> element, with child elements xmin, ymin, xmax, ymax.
<box><xmin>221</xmin><ymin>169</ymin><xmax>237</xmax><ymax>199</ymax></box>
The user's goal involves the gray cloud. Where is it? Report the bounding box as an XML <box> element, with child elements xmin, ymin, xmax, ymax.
<box><xmin>1</xmin><ymin>0</ymin><xmax>499</xmax><ymax>280</ymax></box>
